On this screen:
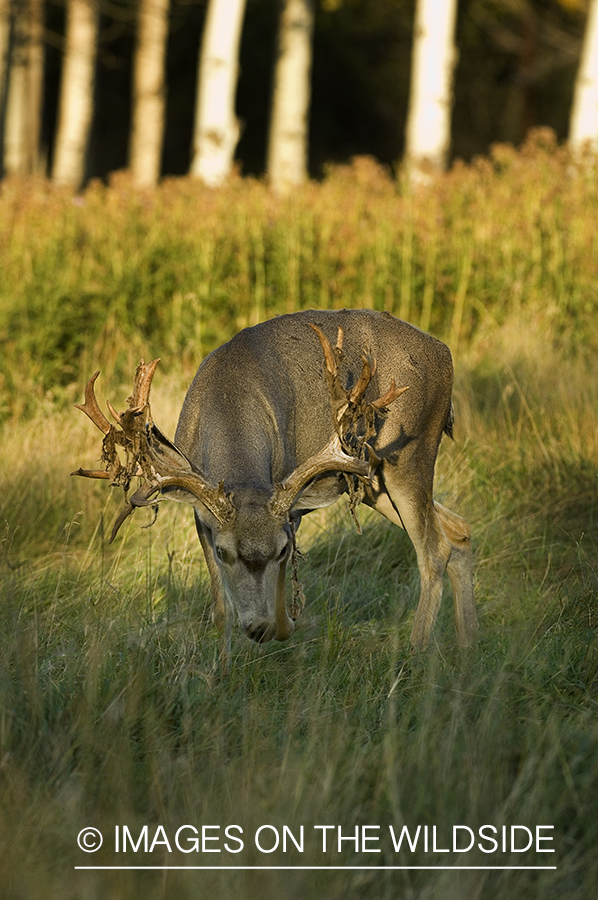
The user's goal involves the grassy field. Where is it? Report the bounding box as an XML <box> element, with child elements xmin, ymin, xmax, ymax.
<box><xmin>1</xmin><ymin>133</ymin><xmax>597</xmax><ymax>898</ymax></box>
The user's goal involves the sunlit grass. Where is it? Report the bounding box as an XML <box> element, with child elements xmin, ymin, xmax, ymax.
<box><xmin>2</xmin><ymin>130</ymin><xmax>598</xmax><ymax>421</ymax></box>
<box><xmin>1</xmin><ymin>315</ymin><xmax>597</xmax><ymax>898</ymax></box>
<box><xmin>1</xmin><ymin>139</ymin><xmax>598</xmax><ymax>897</ymax></box>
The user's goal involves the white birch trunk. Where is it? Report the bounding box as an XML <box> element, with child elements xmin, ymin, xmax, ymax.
<box><xmin>267</xmin><ymin>0</ymin><xmax>314</xmax><ymax>196</ymax></box>
<box><xmin>3</xmin><ymin>0</ymin><xmax>44</xmax><ymax>175</ymax></box>
<box><xmin>3</xmin><ymin>0</ymin><xmax>28</xmax><ymax>175</ymax></box>
<box><xmin>129</xmin><ymin>0</ymin><xmax>170</xmax><ymax>187</ymax></box>
<box><xmin>404</xmin><ymin>0</ymin><xmax>458</xmax><ymax>180</ymax></box>
<box><xmin>0</xmin><ymin>0</ymin><xmax>10</xmax><ymax>123</ymax></box>
<box><xmin>569</xmin><ymin>0</ymin><xmax>598</xmax><ymax>150</ymax></box>
<box><xmin>51</xmin><ymin>0</ymin><xmax>99</xmax><ymax>188</ymax></box>
<box><xmin>190</xmin><ymin>0</ymin><xmax>246</xmax><ymax>186</ymax></box>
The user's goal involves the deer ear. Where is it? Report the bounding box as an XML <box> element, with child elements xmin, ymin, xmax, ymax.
<box><xmin>160</xmin><ymin>482</ymin><xmax>234</xmax><ymax>531</ymax></box>
<box><xmin>159</xmin><ymin>484</ymin><xmax>203</xmax><ymax>506</ymax></box>
<box><xmin>289</xmin><ymin>473</ymin><xmax>345</xmax><ymax>512</ymax></box>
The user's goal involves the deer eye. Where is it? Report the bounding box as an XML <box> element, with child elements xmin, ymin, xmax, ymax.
<box><xmin>215</xmin><ymin>545</ymin><xmax>233</xmax><ymax>565</ymax></box>
<box><xmin>277</xmin><ymin>544</ymin><xmax>289</xmax><ymax>562</ymax></box>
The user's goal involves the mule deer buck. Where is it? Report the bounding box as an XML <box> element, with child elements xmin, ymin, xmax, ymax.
<box><xmin>73</xmin><ymin>309</ymin><xmax>477</xmax><ymax>662</ymax></box>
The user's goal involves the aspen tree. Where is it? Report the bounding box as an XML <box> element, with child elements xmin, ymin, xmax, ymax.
<box><xmin>52</xmin><ymin>0</ymin><xmax>99</xmax><ymax>188</ymax></box>
<box><xmin>267</xmin><ymin>0</ymin><xmax>314</xmax><ymax>195</ymax></box>
<box><xmin>3</xmin><ymin>0</ymin><xmax>44</xmax><ymax>175</ymax></box>
<box><xmin>404</xmin><ymin>0</ymin><xmax>458</xmax><ymax>181</ymax></box>
<box><xmin>129</xmin><ymin>0</ymin><xmax>170</xmax><ymax>187</ymax></box>
<box><xmin>190</xmin><ymin>0</ymin><xmax>247</xmax><ymax>186</ymax></box>
<box><xmin>570</xmin><ymin>0</ymin><xmax>598</xmax><ymax>149</ymax></box>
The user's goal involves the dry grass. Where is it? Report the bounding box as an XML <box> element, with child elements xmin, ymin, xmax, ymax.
<box><xmin>1</xmin><ymin>139</ymin><xmax>598</xmax><ymax>898</ymax></box>
<box><xmin>2</xmin><ymin>129</ymin><xmax>598</xmax><ymax>418</ymax></box>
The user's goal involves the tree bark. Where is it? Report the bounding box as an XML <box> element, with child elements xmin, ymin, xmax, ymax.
<box><xmin>3</xmin><ymin>0</ymin><xmax>44</xmax><ymax>176</ymax></box>
<box><xmin>129</xmin><ymin>0</ymin><xmax>170</xmax><ymax>187</ymax></box>
<box><xmin>51</xmin><ymin>0</ymin><xmax>99</xmax><ymax>189</ymax></box>
<box><xmin>569</xmin><ymin>0</ymin><xmax>598</xmax><ymax>150</ymax></box>
<box><xmin>267</xmin><ymin>0</ymin><xmax>314</xmax><ymax>196</ymax></box>
<box><xmin>0</xmin><ymin>0</ymin><xmax>10</xmax><ymax>132</ymax></box>
<box><xmin>404</xmin><ymin>0</ymin><xmax>458</xmax><ymax>180</ymax></box>
<box><xmin>189</xmin><ymin>0</ymin><xmax>247</xmax><ymax>186</ymax></box>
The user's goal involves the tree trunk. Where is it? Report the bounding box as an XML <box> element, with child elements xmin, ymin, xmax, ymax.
<box><xmin>0</xmin><ymin>0</ymin><xmax>10</xmax><ymax>133</ymax></box>
<box><xmin>404</xmin><ymin>0</ymin><xmax>458</xmax><ymax>181</ymax></box>
<box><xmin>190</xmin><ymin>0</ymin><xmax>247</xmax><ymax>186</ymax></box>
<box><xmin>129</xmin><ymin>0</ymin><xmax>170</xmax><ymax>187</ymax></box>
<box><xmin>3</xmin><ymin>0</ymin><xmax>44</xmax><ymax>176</ymax></box>
<box><xmin>267</xmin><ymin>0</ymin><xmax>314</xmax><ymax>196</ymax></box>
<box><xmin>51</xmin><ymin>0</ymin><xmax>99</xmax><ymax>189</ymax></box>
<box><xmin>569</xmin><ymin>0</ymin><xmax>598</xmax><ymax>150</ymax></box>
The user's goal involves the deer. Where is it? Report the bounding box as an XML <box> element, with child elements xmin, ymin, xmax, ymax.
<box><xmin>73</xmin><ymin>309</ymin><xmax>477</xmax><ymax>665</ymax></box>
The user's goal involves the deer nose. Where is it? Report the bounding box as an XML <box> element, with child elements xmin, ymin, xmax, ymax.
<box><xmin>245</xmin><ymin>621</ymin><xmax>276</xmax><ymax>643</ymax></box>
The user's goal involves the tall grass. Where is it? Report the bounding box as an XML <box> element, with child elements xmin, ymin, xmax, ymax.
<box><xmin>2</xmin><ymin>129</ymin><xmax>598</xmax><ymax>420</ymax></box>
<box><xmin>1</xmin><ymin>135</ymin><xmax>598</xmax><ymax>898</ymax></box>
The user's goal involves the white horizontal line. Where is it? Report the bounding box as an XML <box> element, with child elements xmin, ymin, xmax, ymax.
<box><xmin>75</xmin><ymin>865</ymin><xmax>558</xmax><ymax>871</ymax></box>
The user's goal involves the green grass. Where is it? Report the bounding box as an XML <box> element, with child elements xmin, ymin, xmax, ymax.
<box><xmin>2</xmin><ymin>130</ymin><xmax>598</xmax><ymax>420</ymax></box>
<box><xmin>1</xmin><ymin>139</ymin><xmax>598</xmax><ymax>897</ymax></box>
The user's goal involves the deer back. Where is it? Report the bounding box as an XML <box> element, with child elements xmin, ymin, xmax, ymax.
<box><xmin>174</xmin><ymin>308</ymin><xmax>454</xmax><ymax>489</ymax></box>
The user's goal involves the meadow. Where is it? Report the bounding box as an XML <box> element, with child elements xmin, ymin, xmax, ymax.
<box><xmin>0</xmin><ymin>129</ymin><xmax>597</xmax><ymax>898</ymax></box>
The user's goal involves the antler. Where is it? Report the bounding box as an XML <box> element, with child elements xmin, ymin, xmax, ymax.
<box><xmin>269</xmin><ymin>431</ymin><xmax>371</xmax><ymax>520</ymax></box>
<box><xmin>309</xmin><ymin>324</ymin><xmax>409</xmax><ymax>422</ymax></box>
<box><xmin>74</xmin><ymin>370</ymin><xmax>111</xmax><ymax>435</ymax></box>
<box><xmin>270</xmin><ymin>323</ymin><xmax>409</xmax><ymax>519</ymax></box>
<box><xmin>73</xmin><ymin>360</ymin><xmax>236</xmax><ymax>539</ymax></box>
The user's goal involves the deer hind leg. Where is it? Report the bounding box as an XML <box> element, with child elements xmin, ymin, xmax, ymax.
<box><xmin>370</xmin><ymin>467</ymin><xmax>477</xmax><ymax>649</ymax></box>
<box><xmin>433</xmin><ymin>501</ymin><xmax>478</xmax><ymax>647</ymax></box>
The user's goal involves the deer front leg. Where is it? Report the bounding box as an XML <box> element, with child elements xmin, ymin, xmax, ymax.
<box><xmin>195</xmin><ymin>514</ymin><xmax>233</xmax><ymax>672</ymax></box>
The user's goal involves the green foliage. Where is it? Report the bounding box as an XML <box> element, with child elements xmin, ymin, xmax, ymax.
<box><xmin>2</xmin><ymin>131</ymin><xmax>598</xmax><ymax>421</ymax></box>
<box><xmin>1</xmin><ymin>139</ymin><xmax>598</xmax><ymax>896</ymax></box>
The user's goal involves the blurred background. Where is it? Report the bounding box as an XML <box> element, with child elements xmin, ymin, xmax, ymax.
<box><xmin>0</xmin><ymin>0</ymin><xmax>593</xmax><ymax>189</ymax></box>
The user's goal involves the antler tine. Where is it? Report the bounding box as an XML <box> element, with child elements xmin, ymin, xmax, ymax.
<box><xmin>106</xmin><ymin>399</ymin><xmax>122</xmax><ymax>425</ymax></box>
<box><xmin>310</xmin><ymin>325</ymin><xmax>380</xmax><ymax>411</ymax></box>
<box><xmin>349</xmin><ymin>352</ymin><xmax>376</xmax><ymax>405</ymax></box>
<box><xmin>371</xmin><ymin>380</ymin><xmax>410</xmax><ymax>410</ymax></box>
<box><xmin>309</xmin><ymin>324</ymin><xmax>338</xmax><ymax>378</ymax></box>
<box><xmin>75</xmin><ymin>371</ymin><xmax>111</xmax><ymax>435</ymax></box>
<box><xmin>128</xmin><ymin>358</ymin><xmax>161</xmax><ymax>410</ymax></box>
<box><xmin>309</xmin><ymin>324</ymin><xmax>349</xmax><ymax>416</ymax></box>
<box><xmin>109</xmin><ymin>482</ymin><xmax>161</xmax><ymax>542</ymax></box>
<box><xmin>71</xmin><ymin>467</ymin><xmax>112</xmax><ymax>479</ymax></box>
